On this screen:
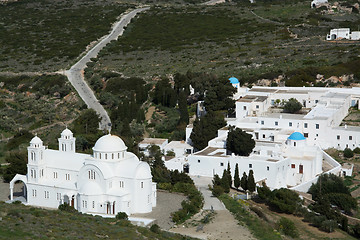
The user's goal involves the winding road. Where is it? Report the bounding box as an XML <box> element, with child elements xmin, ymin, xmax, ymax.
<box><xmin>65</xmin><ymin>7</ymin><xmax>150</xmax><ymax>130</ymax></box>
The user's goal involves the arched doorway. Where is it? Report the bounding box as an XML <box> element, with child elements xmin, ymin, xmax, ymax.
<box><xmin>9</xmin><ymin>175</ymin><xmax>28</xmax><ymax>203</ymax></box>
<box><xmin>12</xmin><ymin>180</ymin><xmax>27</xmax><ymax>201</ymax></box>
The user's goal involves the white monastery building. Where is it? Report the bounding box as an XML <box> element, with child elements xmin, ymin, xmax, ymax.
<box><xmin>10</xmin><ymin>129</ymin><xmax>157</xmax><ymax>216</ymax></box>
<box><xmin>176</xmin><ymin>79</ymin><xmax>359</xmax><ymax>192</ymax></box>
<box><xmin>326</xmin><ymin>28</ymin><xmax>360</xmax><ymax>41</ymax></box>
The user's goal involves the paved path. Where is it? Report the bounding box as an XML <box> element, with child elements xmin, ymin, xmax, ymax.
<box><xmin>191</xmin><ymin>175</ymin><xmax>225</xmax><ymax>210</ymax></box>
<box><xmin>201</xmin><ymin>0</ymin><xmax>225</xmax><ymax>5</ymax></box>
<box><xmin>65</xmin><ymin>7</ymin><xmax>150</xmax><ymax>130</ymax></box>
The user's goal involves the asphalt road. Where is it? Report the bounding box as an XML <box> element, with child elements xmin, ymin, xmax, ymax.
<box><xmin>66</xmin><ymin>7</ymin><xmax>150</xmax><ymax>130</ymax></box>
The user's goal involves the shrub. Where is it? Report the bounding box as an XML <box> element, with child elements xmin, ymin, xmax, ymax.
<box><xmin>320</xmin><ymin>220</ymin><xmax>337</xmax><ymax>233</ymax></box>
<box><xmin>344</xmin><ymin>148</ymin><xmax>354</xmax><ymax>158</ymax></box>
<box><xmin>353</xmin><ymin>147</ymin><xmax>360</xmax><ymax>154</ymax></box>
<box><xmin>276</xmin><ymin>217</ymin><xmax>298</xmax><ymax>238</ymax></box>
<box><xmin>212</xmin><ymin>185</ymin><xmax>225</xmax><ymax>197</ymax></box>
<box><xmin>283</xmin><ymin>98</ymin><xmax>302</xmax><ymax>113</ymax></box>
<box><xmin>150</xmin><ymin>224</ymin><xmax>161</xmax><ymax>233</ymax></box>
<box><xmin>58</xmin><ymin>203</ymin><xmax>76</xmax><ymax>213</ymax></box>
<box><xmin>115</xmin><ymin>212</ymin><xmax>128</xmax><ymax>220</ymax></box>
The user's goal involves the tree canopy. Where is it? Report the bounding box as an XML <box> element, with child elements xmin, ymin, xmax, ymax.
<box><xmin>203</xmin><ymin>77</ymin><xmax>235</xmax><ymax>113</ymax></box>
<box><xmin>190</xmin><ymin>111</ymin><xmax>226</xmax><ymax>150</ymax></box>
<box><xmin>283</xmin><ymin>98</ymin><xmax>302</xmax><ymax>114</ymax></box>
<box><xmin>226</xmin><ymin>127</ymin><xmax>255</xmax><ymax>156</ymax></box>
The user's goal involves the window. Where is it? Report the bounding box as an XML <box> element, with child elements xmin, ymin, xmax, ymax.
<box><xmin>220</xmin><ymin>162</ymin><xmax>224</xmax><ymax>167</ymax></box>
<box><xmin>120</xmin><ymin>181</ymin><xmax>124</xmax><ymax>188</ymax></box>
<box><xmin>337</xmin><ymin>135</ymin><xmax>340</xmax><ymax>140</ymax></box>
<box><xmin>349</xmin><ymin>136</ymin><xmax>353</xmax><ymax>140</ymax></box>
<box><xmin>93</xmin><ymin>201</ymin><xmax>95</xmax><ymax>208</ymax></box>
<box><xmin>315</xmin><ymin>100</ymin><xmax>319</xmax><ymax>103</ymax></box>
<box><xmin>267</xmin><ymin>166</ymin><xmax>269</xmax><ymax>171</ymax></box>
<box><xmin>57</xmin><ymin>193</ymin><xmax>61</xmax><ymax>200</ymax></box>
<box><xmin>294</xmin><ymin>142</ymin><xmax>296</xmax><ymax>147</ymax></box>
<box><xmin>304</xmin><ymin>133</ymin><xmax>308</xmax><ymax>138</ymax></box>
<box><xmin>289</xmin><ymin>122</ymin><xmax>292</xmax><ymax>127</ymax></box>
<box><xmin>65</xmin><ymin>174</ymin><xmax>70</xmax><ymax>181</ymax></box>
<box><xmin>32</xmin><ymin>189</ymin><xmax>37</xmax><ymax>197</ymax></box>
<box><xmin>256</xmin><ymin>105</ymin><xmax>259</xmax><ymax>109</ymax></box>
<box><xmin>118</xmin><ymin>153</ymin><xmax>120</xmax><ymax>158</ymax></box>
<box><xmin>315</xmin><ymin>124</ymin><xmax>319</xmax><ymax>129</ymax></box>
<box><xmin>304</xmin><ymin>123</ymin><xmax>308</xmax><ymax>128</ymax></box>
<box><xmin>275</xmin><ymin>121</ymin><xmax>278</xmax><ymax>126</ymax></box>
<box><xmin>263</xmin><ymin>134</ymin><xmax>265</xmax><ymax>138</ymax></box>
<box><xmin>53</xmin><ymin>172</ymin><xmax>58</xmax><ymax>179</ymax></box>
<box><xmin>198</xmin><ymin>160</ymin><xmax>200</xmax><ymax>163</ymax></box>
<box><xmin>291</xmin><ymin>164</ymin><xmax>295</xmax><ymax>169</ymax></box>
<box><xmin>261</xmin><ymin>120</ymin><xmax>264</xmax><ymax>125</ymax></box>
<box><xmin>112</xmin><ymin>153</ymin><xmax>114</xmax><ymax>159</ymax></box>
<box><xmin>243</xmin><ymin>106</ymin><xmax>247</xmax><ymax>110</ymax></box>
<box><xmin>105</xmin><ymin>154</ymin><xmax>107</xmax><ymax>160</ymax></box>
<box><xmin>44</xmin><ymin>191</ymin><xmax>49</xmax><ymax>199</ymax></box>
<box><xmin>141</xmin><ymin>182</ymin><xmax>144</xmax><ymax>188</ymax></box>
<box><xmin>249</xmin><ymin>164</ymin><xmax>252</xmax><ymax>168</ymax></box>
<box><xmin>88</xmin><ymin>170</ymin><xmax>96</xmax><ymax>180</ymax></box>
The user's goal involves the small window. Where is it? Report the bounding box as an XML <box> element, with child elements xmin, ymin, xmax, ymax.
<box><xmin>198</xmin><ymin>160</ymin><xmax>200</xmax><ymax>163</ymax></box>
<box><xmin>349</xmin><ymin>136</ymin><xmax>353</xmax><ymax>140</ymax></box>
<box><xmin>304</xmin><ymin>123</ymin><xmax>308</xmax><ymax>128</ymax></box>
<box><xmin>256</xmin><ymin>105</ymin><xmax>259</xmax><ymax>109</ymax></box>
<box><xmin>118</xmin><ymin>153</ymin><xmax>120</xmax><ymax>158</ymax></box>
<box><xmin>337</xmin><ymin>135</ymin><xmax>340</xmax><ymax>140</ymax></box>
<box><xmin>262</xmin><ymin>134</ymin><xmax>265</xmax><ymax>138</ymax></box>
<box><xmin>261</xmin><ymin>120</ymin><xmax>264</xmax><ymax>125</ymax></box>
<box><xmin>291</xmin><ymin>164</ymin><xmax>295</xmax><ymax>169</ymax></box>
<box><xmin>275</xmin><ymin>121</ymin><xmax>278</xmax><ymax>126</ymax></box>
<box><xmin>141</xmin><ymin>182</ymin><xmax>144</xmax><ymax>188</ymax></box>
<box><xmin>243</xmin><ymin>106</ymin><xmax>247</xmax><ymax>110</ymax></box>
<box><xmin>93</xmin><ymin>201</ymin><xmax>95</xmax><ymax>208</ymax></box>
<box><xmin>249</xmin><ymin>164</ymin><xmax>252</xmax><ymax>168</ymax></box>
<box><xmin>304</xmin><ymin>133</ymin><xmax>308</xmax><ymax>138</ymax></box>
<box><xmin>315</xmin><ymin>124</ymin><xmax>319</xmax><ymax>129</ymax></box>
<box><xmin>294</xmin><ymin>142</ymin><xmax>296</xmax><ymax>147</ymax></box>
<box><xmin>289</xmin><ymin>122</ymin><xmax>292</xmax><ymax>127</ymax></box>
<box><xmin>315</xmin><ymin>100</ymin><xmax>319</xmax><ymax>103</ymax></box>
<box><xmin>220</xmin><ymin>162</ymin><xmax>224</xmax><ymax>167</ymax></box>
<box><xmin>267</xmin><ymin>166</ymin><xmax>269</xmax><ymax>171</ymax></box>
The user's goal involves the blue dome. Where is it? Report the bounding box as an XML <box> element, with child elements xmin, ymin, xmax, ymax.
<box><xmin>229</xmin><ymin>77</ymin><xmax>239</xmax><ymax>84</ymax></box>
<box><xmin>288</xmin><ymin>132</ymin><xmax>306</xmax><ymax>141</ymax></box>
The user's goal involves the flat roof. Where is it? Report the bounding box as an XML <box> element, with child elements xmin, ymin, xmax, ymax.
<box><xmin>264</xmin><ymin>113</ymin><xmax>305</xmax><ymax>120</ymax></box>
<box><xmin>237</xmin><ymin>95</ymin><xmax>268</xmax><ymax>103</ymax></box>
<box><xmin>139</xmin><ymin>138</ymin><xmax>167</xmax><ymax>145</ymax></box>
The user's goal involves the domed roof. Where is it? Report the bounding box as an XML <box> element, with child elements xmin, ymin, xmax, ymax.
<box><xmin>79</xmin><ymin>181</ymin><xmax>103</xmax><ymax>195</ymax></box>
<box><xmin>30</xmin><ymin>136</ymin><xmax>42</xmax><ymax>144</ymax></box>
<box><xmin>288</xmin><ymin>132</ymin><xmax>306</xmax><ymax>141</ymax></box>
<box><xmin>135</xmin><ymin>163</ymin><xmax>152</xmax><ymax>179</ymax></box>
<box><xmin>61</xmin><ymin>128</ymin><xmax>73</xmax><ymax>136</ymax></box>
<box><xmin>229</xmin><ymin>77</ymin><xmax>239</xmax><ymax>84</ymax></box>
<box><xmin>93</xmin><ymin>134</ymin><xmax>127</xmax><ymax>153</ymax></box>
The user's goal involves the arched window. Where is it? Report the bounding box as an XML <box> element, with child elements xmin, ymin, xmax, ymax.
<box><xmin>31</xmin><ymin>151</ymin><xmax>34</xmax><ymax>161</ymax></box>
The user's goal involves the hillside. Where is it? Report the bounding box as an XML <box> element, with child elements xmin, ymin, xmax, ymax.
<box><xmin>0</xmin><ymin>201</ymin><xmax>196</xmax><ymax>240</ymax></box>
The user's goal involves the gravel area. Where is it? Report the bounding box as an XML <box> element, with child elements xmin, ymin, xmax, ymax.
<box><xmin>131</xmin><ymin>190</ymin><xmax>186</xmax><ymax>230</ymax></box>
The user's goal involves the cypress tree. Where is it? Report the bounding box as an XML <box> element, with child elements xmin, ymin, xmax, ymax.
<box><xmin>234</xmin><ymin>163</ymin><xmax>240</xmax><ymax>189</ymax></box>
<box><xmin>247</xmin><ymin>170</ymin><xmax>256</xmax><ymax>193</ymax></box>
<box><xmin>227</xmin><ymin>162</ymin><xmax>232</xmax><ymax>188</ymax></box>
<box><xmin>241</xmin><ymin>172</ymin><xmax>248</xmax><ymax>191</ymax></box>
<box><xmin>221</xmin><ymin>169</ymin><xmax>230</xmax><ymax>193</ymax></box>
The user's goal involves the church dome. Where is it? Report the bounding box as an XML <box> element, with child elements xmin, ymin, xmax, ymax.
<box><xmin>30</xmin><ymin>136</ymin><xmax>42</xmax><ymax>144</ymax></box>
<box><xmin>61</xmin><ymin>128</ymin><xmax>73</xmax><ymax>136</ymax></box>
<box><xmin>288</xmin><ymin>132</ymin><xmax>306</xmax><ymax>141</ymax></box>
<box><xmin>229</xmin><ymin>77</ymin><xmax>239</xmax><ymax>84</ymax></box>
<box><xmin>93</xmin><ymin>134</ymin><xmax>127</xmax><ymax>153</ymax></box>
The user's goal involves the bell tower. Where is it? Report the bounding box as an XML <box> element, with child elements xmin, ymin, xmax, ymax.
<box><xmin>58</xmin><ymin>128</ymin><xmax>76</xmax><ymax>153</ymax></box>
<box><xmin>27</xmin><ymin>135</ymin><xmax>46</xmax><ymax>183</ymax></box>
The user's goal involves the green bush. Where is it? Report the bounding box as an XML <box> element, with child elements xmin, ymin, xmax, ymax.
<box><xmin>344</xmin><ymin>148</ymin><xmax>354</xmax><ymax>158</ymax></box>
<box><xmin>276</xmin><ymin>217</ymin><xmax>298</xmax><ymax>238</ymax></box>
<box><xmin>58</xmin><ymin>203</ymin><xmax>76</xmax><ymax>213</ymax></box>
<box><xmin>353</xmin><ymin>147</ymin><xmax>360</xmax><ymax>154</ymax></box>
<box><xmin>115</xmin><ymin>212</ymin><xmax>128</xmax><ymax>220</ymax></box>
<box><xmin>212</xmin><ymin>185</ymin><xmax>225</xmax><ymax>197</ymax></box>
<box><xmin>320</xmin><ymin>220</ymin><xmax>337</xmax><ymax>233</ymax></box>
<box><xmin>150</xmin><ymin>224</ymin><xmax>161</xmax><ymax>234</ymax></box>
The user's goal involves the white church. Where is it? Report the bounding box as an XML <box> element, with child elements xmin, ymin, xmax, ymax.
<box><xmin>9</xmin><ymin>129</ymin><xmax>157</xmax><ymax>216</ymax></box>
